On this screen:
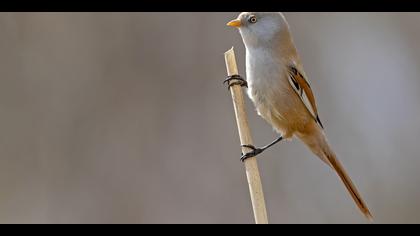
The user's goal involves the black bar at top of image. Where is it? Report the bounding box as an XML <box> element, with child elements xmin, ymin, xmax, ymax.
<box><xmin>1</xmin><ymin>0</ymin><xmax>419</xmax><ymax>12</ymax></box>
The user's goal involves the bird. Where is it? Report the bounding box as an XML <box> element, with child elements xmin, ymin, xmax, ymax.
<box><xmin>226</xmin><ymin>12</ymin><xmax>372</xmax><ymax>221</ymax></box>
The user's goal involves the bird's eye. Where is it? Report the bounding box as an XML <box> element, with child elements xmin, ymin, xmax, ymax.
<box><xmin>248</xmin><ymin>16</ymin><xmax>257</xmax><ymax>23</ymax></box>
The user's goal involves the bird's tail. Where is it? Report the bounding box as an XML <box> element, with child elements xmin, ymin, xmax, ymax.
<box><xmin>299</xmin><ymin>129</ymin><xmax>373</xmax><ymax>221</ymax></box>
<box><xmin>323</xmin><ymin>145</ymin><xmax>373</xmax><ymax>221</ymax></box>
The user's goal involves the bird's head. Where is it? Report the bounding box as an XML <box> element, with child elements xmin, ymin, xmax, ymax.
<box><xmin>227</xmin><ymin>12</ymin><xmax>290</xmax><ymax>49</ymax></box>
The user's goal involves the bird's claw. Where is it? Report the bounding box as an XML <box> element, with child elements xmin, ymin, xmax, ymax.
<box><xmin>240</xmin><ymin>145</ymin><xmax>264</xmax><ymax>162</ymax></box>
<box><xmin>223</xmin><ymin>75</ymin><xmax>248</xmax><ymax>90</ymax></box>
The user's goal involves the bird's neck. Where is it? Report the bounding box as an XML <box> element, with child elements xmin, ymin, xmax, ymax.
<box><xmin>246</xmin><ymin>40</ymin><xmax>298</xmax><ymax>65</ymax></box>
<box><xmin>245</xmin><ymin>29</ymin><xmax>299</xmax><ymax>63</ymax></box>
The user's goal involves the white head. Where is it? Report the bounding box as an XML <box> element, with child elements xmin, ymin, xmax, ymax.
<box><xmin>227</xmin><ymin>12</ymin><xmax>291</xmax><ymax>50</ymax></box>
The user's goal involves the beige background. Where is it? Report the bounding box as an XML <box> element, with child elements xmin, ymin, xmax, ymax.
<box><xmin>0</xmin><ymin>12</ymin><xmax>419</xmax><ymax>223</ymax></box>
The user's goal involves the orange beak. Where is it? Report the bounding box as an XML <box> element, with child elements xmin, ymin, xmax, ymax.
<box><xmin>226</xmin><ymin>19</ymin><xmax>242</xmax><ymax>28</ymax></box>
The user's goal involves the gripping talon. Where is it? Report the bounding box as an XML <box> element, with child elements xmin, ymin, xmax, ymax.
<box><xmin>240</xmin><ymin>144</ymin><xmax>264</xmax><ymax>162</ymax></box>
<box><xmin>241</xmin><ymin>144</ymin><xmax>255</xmax><ymax>149</ymax></box>
<box><xmin>223</xmin><ymin>75</ymin><xmax>248</xmax><ymax>90</ymax></box>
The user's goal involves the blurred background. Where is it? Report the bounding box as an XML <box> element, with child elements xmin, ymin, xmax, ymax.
<box><xmin>0</xmin><ymin>12</ymin><xmax>419</xmax><ymax>223</ymax></box>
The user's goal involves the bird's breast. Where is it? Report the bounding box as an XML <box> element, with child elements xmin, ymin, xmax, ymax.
<box><xmin>245</xmin><ymin>48</ymin><xmax>311</xmax><ymax>136</ymax></box>
<box><xmin>245</xmin><ymin>48</ymin><xmax>289</xmax><ymax>108</ymax></box>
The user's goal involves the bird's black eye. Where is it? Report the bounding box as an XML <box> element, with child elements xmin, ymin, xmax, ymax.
<box><xmin>248</xmin><ymin>15</ymin><xmax>257</xmax><ymax>23</ymax></box>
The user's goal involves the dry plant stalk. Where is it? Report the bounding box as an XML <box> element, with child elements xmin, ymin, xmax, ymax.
<box><xmin>224</xmin><ymin>48</ymin><xmax>268</xmax><ymax>224</ymax></box>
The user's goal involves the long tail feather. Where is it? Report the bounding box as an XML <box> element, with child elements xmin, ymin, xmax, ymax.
<box><xmin>298</xmin><ymin>126</ymin><xmax>373</xmax><ymax>221</ymax></box>
<box><xmin>323</xmin><ymin>149</ymin><xmax>373</xmax><ymax>221</ymax></box>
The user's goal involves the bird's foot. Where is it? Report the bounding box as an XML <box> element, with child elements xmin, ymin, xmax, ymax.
<box><xmin>239</xmin><ymin>136</ymin><xmax>283</xmax><ymax>162</ymax></box>
<box><xmin>240</xmin><ymin>145</ymin><xmax>264</xmax><ymax>162</ymax></box>
<box><xmin>223</xmin><ymin>75</ymin><xmax>248</xmax><ymax>90</ymax></box>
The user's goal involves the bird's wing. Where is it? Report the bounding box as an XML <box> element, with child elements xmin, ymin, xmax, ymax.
<box><xmin>287</xmin><ymin>65</ymin><xmax>324</xmax><ymax>129</ymax></box>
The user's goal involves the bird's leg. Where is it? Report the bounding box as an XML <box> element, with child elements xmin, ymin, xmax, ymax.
<box><xmin>240</xmin><ymin>136</ymin><xmax>283</xmax><ymax>162</ymax></box>
<box><xmin>223</xmin><ymin>75</ymin><xmax>248</xmax><ymax>90</ymax></box>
